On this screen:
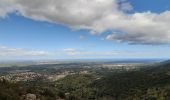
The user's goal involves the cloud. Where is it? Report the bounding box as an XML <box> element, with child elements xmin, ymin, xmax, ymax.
<box><xmin>63</xmin><ymin>48</ymin><xmax>118</xmax><ymax>56</ymax></box>
<box><xmin>61</xmin><ymin>48</ymin><xmax>170</xmax><ymax>59</ymax></box>
<box><xmin>104</xmin><ymin>11</ymin><xmax>170</xmax><ymax>45</ymax></box>
<box><xmin>79</xmin><ymin>35</ymin><xmax>85</xmax><ymax>40</ymax></box>
<box><xmin>0</xmin><ymin>46</ymin><xmax>122</xmax><ymax>58</ymax></box>
<box><xmin>0</xmin><ymin>0</ymin><xmax>116</xmax><ymax>26</ymax></box>
<box><xmin>0</xmin><ymin>0</ymin><xmax>170</xmax><ymax>44</ymax></box>
<box><xmin>119</xmin><ymin>0</ymin><xmax>133</xmax><ymax>12</ymax></box>
<box><xmin>0</xmin><ymin>46</ymin><xmax>169</xmax><ymax>59</ymax></box>
<box><xmin>62</xmin><ymin>48</ymin><xmax>145</xmax><ymax>57</ymax></box>
<box><xmin>0</xmin><ymin>1</ymin><xmax>15</xmax><ymax>18</ymax></box>
<box><xmin>0</xmin><ymin>45</ymin><xmax>51</xmax><ymax>57</ymax></box>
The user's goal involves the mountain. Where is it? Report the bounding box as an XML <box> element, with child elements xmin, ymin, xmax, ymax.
<box><xmin>93</xmin><ymin>60</ymin><xmax>170</xmax><ymax>99</ymax></box>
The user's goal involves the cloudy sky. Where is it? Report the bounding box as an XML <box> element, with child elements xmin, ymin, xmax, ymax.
<box><xmin>0</xmin><ymin>0</ymin><xmax>170</xmax><ymax>60</ymax></box>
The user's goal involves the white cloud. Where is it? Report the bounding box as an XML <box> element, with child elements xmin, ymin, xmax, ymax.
<box><xmin>0</xmin><ymin>1</ymin><xmax>15</xmax><ymax>18</ymax></box>
<box><xmin>63</xmin><ymin>48</ymin><xmax>117</xmax><ymax>56</ymax></box>
<box><xmin>79</xmin><ymin>35</ymin><xmax>85</xmax><ymax>40</ymax></box>
<box><xmin>105</xmin><ymin>11</ymin><xmax>170</xmax><ymax>44</ymax></box>
<box><xmin>0</xmin><ymin>0</ymin><xmax>116</xmax><ymax>26</ymax></box>
<box><xmin>63</xmin><ymin>48</ymin><xmax>77</xmax><ymax>52</ymax></box>
<box><xmin>0</xmin><ymin>45</ymin><xmax>51</xmax><ymax>57</ymax></box>
<box><xmin>62</xmin><ymin>48</ymin><xmax>145</xmax><ymax>57</ymax></box>
<box><xmin>0</xmin><ymin>46</ymin><xmax>169</xmax><ymax>59</ymax></box>
<box><xmin>119</xmin><ymin>0</ymin><xmax>133</xmax><ymax>12</ymax></box>
<box><xmin>60</xmin><ymin>48</ymin><xmax>170</xmax><ymax>59</ymax></box>
<box><xmin>0</xmin><ymin>0</ymin><xmax>170</xmax><ymax>44</ymax></box>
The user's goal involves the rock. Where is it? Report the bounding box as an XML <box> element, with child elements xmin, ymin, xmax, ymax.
<box><xmin>25</xmin><ymin>93</ymin><xmax>36</xmax><ymax>100</ymax></box>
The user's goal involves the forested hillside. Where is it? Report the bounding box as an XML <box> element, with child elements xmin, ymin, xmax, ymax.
<box><xmin>0</xmin><ymin>61</ymin><xmax>170</xmax><ymax>100</ymax></box>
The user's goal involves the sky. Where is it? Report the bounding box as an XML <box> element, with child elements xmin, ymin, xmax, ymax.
<box><xmin>0</xmin><ymin>0</ymin><xmax>170</xmax><ymax>60</ymax></box>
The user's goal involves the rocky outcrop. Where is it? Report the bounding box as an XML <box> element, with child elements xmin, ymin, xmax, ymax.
<box><xmin>25</xmin><ymin>94</ymin><xmax>37</xmax><ymax>100</ymax></box>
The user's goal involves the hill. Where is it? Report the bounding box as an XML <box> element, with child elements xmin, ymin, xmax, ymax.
<box><xmin>0</xmin><ymin>60</ymin><xmax>170</xmax><ymax>100</ymax></box>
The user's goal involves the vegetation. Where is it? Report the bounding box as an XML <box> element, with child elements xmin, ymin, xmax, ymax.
<box><xmin>1</xmin><ymin>61</ymin><xmax>170</xmax><ymax>100</ymax></box>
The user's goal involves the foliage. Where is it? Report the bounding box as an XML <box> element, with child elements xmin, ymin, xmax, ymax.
<box><xmin>1</xmin><ymin>61</ymin><xmax>170</xmax><ymax>100</ymax></box>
